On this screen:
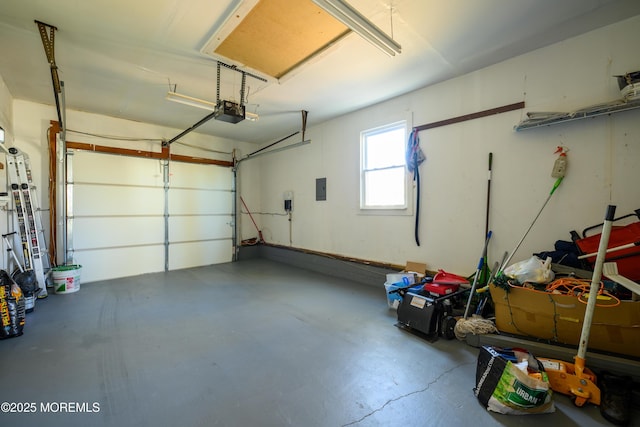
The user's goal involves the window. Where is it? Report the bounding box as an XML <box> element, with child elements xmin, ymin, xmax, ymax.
<box><xmin>360</xmin><ymin>121</ymin><xmax>408</xmax><ymax>209</ymax></box>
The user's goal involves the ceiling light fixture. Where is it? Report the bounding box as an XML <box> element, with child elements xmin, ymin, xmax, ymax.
<box><xmin>245</xmin><ymin>111</ymin><xmax>259</xmax><ymax>122</ymax></box>
<box><xmin>166</xmin><ymin>91</ymin><xmax>260</xmax><ymax>122</ymax></box>
<box><xmin>166</xmin><ymin>92</ymin><xmax>261</xmax><ymax>122</ymax></box>
<box><xmin>166</xmin><ymin>92</ymin><xmax>217</xmax><ymax>111</ymax></box>
<box><xmin>311</xmin><ymin>0</ymin><xmax>401</xmax><ymax>56</ymax></box>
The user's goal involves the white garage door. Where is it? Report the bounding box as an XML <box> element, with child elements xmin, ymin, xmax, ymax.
<box><xmin>70</xmin><ymin>150</ymin><xmax>233</xmax><ymax>283</ymax></box>
<box><xmin>167</xmin><ymin>161</ymin><xmax>234</xmax><ymax>270</ymax></box>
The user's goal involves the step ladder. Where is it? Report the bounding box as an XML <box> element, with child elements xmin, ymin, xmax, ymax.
<box><xmin>5</xmin><ymin>147</ymin><xmax>50</xmax><ymax>298</ymax></box>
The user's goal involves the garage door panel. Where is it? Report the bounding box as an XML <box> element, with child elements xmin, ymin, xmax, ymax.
<box><xmin>168</xmin><ymin>189</ymin><xmax>232</xmax><ymax>215</ymax></box>
<box><xmin>75</xmin><ymin>185</ymin><xmax>164</xmax><ymax>216</ymax></box>
<box><xmin>168</xmin><ymin>216</ymin><xmax>232</xmax><ymax>242</ymax></box>
<box><xmin>168</xmin><ymin>240</ymin><xmax>232</xmax><ymax>271</ymax></box>
<box><xmin>73</xmin><ymin>246</ymin><xmax>165</xmax><ymax>283</ymax></box>
<box><xmin>73</xmin><ymin>151</ymin><xmax>164</xmax><ymax>186</ymax></box>
<box><xmin>170</xmin><ymin>162</ymin><xmax>233</xmax><ymax>188</ymax></box>
<box><xmin>74</xmin><ymin>217</ymin><xmax>164</xmax><ymax>249</ymax></box>
<box><xmin>71</xmin><ymin>150</ymin><xmax>232</xmax><ymax>283</ymax></box>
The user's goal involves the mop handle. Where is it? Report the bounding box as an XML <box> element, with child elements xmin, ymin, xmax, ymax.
<box><xmin>501</xmin><ymin>177</ymin><xmax>563</xmax><ymax>270</ymax></box>
<box><xmin>463</xmin><ymin>231</ymin><xmax>492</xmax><ymax>319</ymax></box>
<box><xmin>577</xmin><ymin>205</ymin><xmax>616</xmax><ymax>360</ymax></box>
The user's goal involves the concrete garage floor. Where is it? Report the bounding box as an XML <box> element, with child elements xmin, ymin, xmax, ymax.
<box><xmin>0</xmin><ymin>259</ymin><xmax>632</xmax><ymax>426</ymax></box>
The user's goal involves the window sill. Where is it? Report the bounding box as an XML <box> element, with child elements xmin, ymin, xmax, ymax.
<box><xmin>358</xmin><ymin>207</ymin><xmax>412</xmax><ymax>216</ymax></box>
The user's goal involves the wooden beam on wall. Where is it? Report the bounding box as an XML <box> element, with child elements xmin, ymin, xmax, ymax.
<box><xmin>65</xmin><ymin>141</ymin><xmax>167</xmax><ymax>159</ymax></box>
<box><xmin>48</xmin><ymin>121</ymin><xmax>60</xmax><ymax>264</ymax></box>
<box><xmin>63</xmin><ymin>137</ymin><xmax>234</xmax><ymax>167</ymax></box>
<box><xmin>168</xmin><ymin>153</ymin><xmax>233</xmax><ymax>167</ymax></box>
<box><xmin>414</xmin><ymin>101</ymin><xmax>525</xmax><ymax>133</ymax></box>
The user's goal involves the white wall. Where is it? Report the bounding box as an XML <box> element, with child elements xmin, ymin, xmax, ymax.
<box><xmin>253</xmin><ymin>16</ymin><xmax>640</xmax><ymax>276</ymax></box>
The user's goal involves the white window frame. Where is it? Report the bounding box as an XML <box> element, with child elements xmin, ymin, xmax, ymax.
<box><xmin>360</xmin><ymin>120</ymin><xmax>409</xmax><ymax>211</ymax></box>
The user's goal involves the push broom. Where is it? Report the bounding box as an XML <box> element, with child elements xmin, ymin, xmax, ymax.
<box><xmin>538</xmin><ymin>204</ymin><xmax>617</xmax><ymax>407</ymax></box>
<box><xmin>240</xmin><ymin>196</ymin><xmax>264</xmax><ymax>244</ymax></box>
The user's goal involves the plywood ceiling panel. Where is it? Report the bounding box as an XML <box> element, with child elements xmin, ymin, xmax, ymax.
<box><xmin>214</xmin><ymin>0</ymin><xmax>349</xmax><ymax>78</ymax></box>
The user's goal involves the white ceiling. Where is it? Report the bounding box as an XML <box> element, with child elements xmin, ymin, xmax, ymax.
<box><xmin>1</xmin><ymin>0</ymin><xmax>639</xmax><ymax>144</ymax></box>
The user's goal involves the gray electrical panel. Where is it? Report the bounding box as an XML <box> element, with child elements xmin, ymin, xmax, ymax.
<box><xmin>316</xmin><ymin>178</ymin><xmax>326</xmax><ymax>201</ymax></box>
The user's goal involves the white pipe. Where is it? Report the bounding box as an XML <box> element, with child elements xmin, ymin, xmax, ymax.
<box><xmin>577</xmin><ymin>205</ymin><xmax>615</xmax><ymax>360</ymax></box>
<box><xmin>577</xmin><ymin>241</ymin><xmax>639</xmax><ymax>259</ymax></box>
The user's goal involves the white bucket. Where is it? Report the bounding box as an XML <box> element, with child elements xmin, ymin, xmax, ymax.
<box><xmin>24</xmin><ymin>293</ymin><xmax>36</xmax><ymax>313</ymax></box>
<box><xmin>52</xmin><ymin>265</ymin><xmax>82</xmax><ymax>294</ymax></box>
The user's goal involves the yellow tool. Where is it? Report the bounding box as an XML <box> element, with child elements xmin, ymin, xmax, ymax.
<box><xmin>539</xmin><ymin>357</ymin><xmax>600</xmax><ymax>406</ymax></box>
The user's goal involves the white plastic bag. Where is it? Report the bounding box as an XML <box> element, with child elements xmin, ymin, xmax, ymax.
<box><xmin>504</xmin><ymin>256</ymin><xmax>555</xmax><ymax>284</ymax></box>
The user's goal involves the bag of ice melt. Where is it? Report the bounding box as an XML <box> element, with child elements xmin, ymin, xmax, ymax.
<box><xmin>0</xmin><ymin>269</ymin><xmax>26</xmax><ymax>339</ymax></box>
<box><xmin>474</xmin><ymin>345</ymin><xmax>555</xmax><ymax>415</ymax></box>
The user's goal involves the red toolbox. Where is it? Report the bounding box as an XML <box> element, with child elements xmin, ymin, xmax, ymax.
<box><xmin>423</xmin><ymin>282</ymin><xmax>460</xmax><ymax>297</ymax></box>
<box><xmin>574</xmin><ymin>208</ymin><xmax>640</xmax><ymax>281</ymax></box>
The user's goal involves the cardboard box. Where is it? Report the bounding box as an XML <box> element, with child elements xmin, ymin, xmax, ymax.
<box><xmin>490</xmin><ymin>283</ymin><xmax>640</xmax><ymax>358</ymax></box>
<box><xmin>405</xmin><ymin>261</ymin><xmax>427</xmax><ymax>279</ymax></box>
